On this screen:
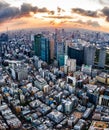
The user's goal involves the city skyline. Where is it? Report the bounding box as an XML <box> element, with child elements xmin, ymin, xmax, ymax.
<box><xmin>0</xmin><ymin>0</ymin><xmax>109</xmax><ymax>32</ymax></box>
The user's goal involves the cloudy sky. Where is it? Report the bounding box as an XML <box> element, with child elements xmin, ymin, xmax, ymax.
<box><xmin>0</xmin><ymin>0</ymin><xmax>109</xmax><ymax>32</ymax></box>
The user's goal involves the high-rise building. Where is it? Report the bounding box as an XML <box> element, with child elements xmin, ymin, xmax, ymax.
<box><xmin>84</xmin><ymin>45</ymin><xmax>96</xmax><ymax>66</ymax></box>
<box><xmin>0</xmin><ymin>33</ymin><xmax>8</xmax><ymax>57</ymax></box>
<box><xmin>50</xmin><ymin>38</ymin><xmax>54</xmax><ymax>60</ymax></box>
<box><xmin>68</xmin><ymin>46</ymin><xmax>84</xmax><ymax>66</ymax></box>
<box><xmin>54</xmin><ymin>29</ymin><xmax>62</xmax><ymax>58</ymax></box>
<box><xmin>98</xmin><ymin>47</ymin><xmax>106</xmax><ymax>68</ymax></box>
<box><xmin>33</xmin><ymin>34</ymin><xmax>50</xmax><ymax>63</ymax></box>
<box><xmin>40</xmin><ymin>37</ymin><xmax>50</xmax><ymax>63</ymax></box>
<box><xmin>56</xmin><ymin>42</ymin><xmax>65</xmax><ymax>66</ymax></box>
<box><xmin>34</xmin><ymin>34</ymin><xmax>42</xmax><ymax>57</ymax></box>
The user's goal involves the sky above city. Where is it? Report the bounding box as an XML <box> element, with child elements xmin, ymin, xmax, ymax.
<box><xmin>0</xmin><ymin>0</ymin><xmax>109</xmax><ymax>32</ymax></box>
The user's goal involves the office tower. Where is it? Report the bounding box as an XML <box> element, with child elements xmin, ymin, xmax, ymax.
<box><xmin>64</xmin><ymin>40</ymin><xmax>69</xmax><ymax>65</ymax></box>
<box><xmin>0</xmin><ymin>33</ymin><xmax>8</xmax><ymax>57</ymax></box>
<box><xmin>56</xmin><ymin>42</ymin><xmax>65</xmax><ymax>66</ymax></box>
<box><xmin>84</xmin><ymin>45</ymin><xmax>96</xmax><ymax>66</ymax></box>
<box><xmin>98</xmin><ymin>47</ymin><xmax>106</xmax><ymax>68</ymax></box>
<box><xmin>33</xmin><ymin>34</ymin><xmax>50</xmax><ymax>63</ymax></box>
<box><xmin>50</xmin><ymin>38</ymin><xmax>54</xmax><ymax>60</ymax></box>
<box><xmin>105</xmin><ymin>50</ymin><xmax>109</xmax><ymax>66</ymax></box>
<box><xmin>34</xmin><ymin>34</ymin><xmax>42</xmax><ymax>57</ymax></box>
<box><xmin>40</xmin><ymin>37</ymin><xmax>50</xmax><ymax>63</ymax></box>
<box><xmin>94</xmin><ymin>48</ymin><xmax>99</xmax><ymax>63</ymax></box>
<box><xmin>54</xmin><ymin>29</ymin><xmax>62</xmax><ymax>58</ymax></box>
<box><xmin>65</xmin><ymin>40</ymin><xmax>70</xmax><ymax>53</ymax></box>
<box><xmin>68</xmin><ymin>46</ymin><xmax>84</xmax><ymax>66</ymax></box>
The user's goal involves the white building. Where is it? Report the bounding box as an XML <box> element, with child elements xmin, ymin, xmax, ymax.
<box><xmin>66</xmin><ymin>59</ymin><xmax>76</xmax><ymax>72</ymax></box>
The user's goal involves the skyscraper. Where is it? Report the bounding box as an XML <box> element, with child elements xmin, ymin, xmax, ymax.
<box><xmin>68</xmin><ymin>46</ymin><xmax>84</xmax><ymax>66</ymax></box>
<box><xmin>56</xmin><ymin>42</ymin><xmax>65</xmax><ymax>66</ymax></box>
<box><xmin>50</xmin><ymin>38</ymin><xmax>54</xmax><ymax>60</ymax></box>
<box><xmin>0</xmin><ymin>33</ymin><xmax>8</xmax><ymax>57</ymax></box>
<box><xmin>34</xmin><ymin>34</ymin><xmax>42</xmax><ymax>57</ymax></box>
<box><xmin>98</xmin><ymin>47</ymin><xmax>106</xmax><ymax>68</ymax></box>
<box><xmin>40</xmin><ymin>37</ymin><xmax>50</xmax><ymax>63</ymax></box>
<box><xmin>33</xmin><ymin>34</ymin><xmax>50</xmax><ymax>63</ymax></box>
<box><xmin>84</xmin><ymin>45</ymin><xmax>96</xmax><ymax>66</ymax></box>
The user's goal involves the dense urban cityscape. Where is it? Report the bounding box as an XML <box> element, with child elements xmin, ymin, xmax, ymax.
<box><xmin>1</xmin><ymin>0</ymin><xmax>109</xmax><ymax>130</ymax></box>
<box><xmin>0</xmin><ymin>28</ymin><xmax>109</xmax><ymax>130</ymax></box>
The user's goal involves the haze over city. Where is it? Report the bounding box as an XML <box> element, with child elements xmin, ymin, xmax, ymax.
<box><xmin>0</xmin><ymin>0</ymin><xmax>109</xmax><ymax>32</ymax></box>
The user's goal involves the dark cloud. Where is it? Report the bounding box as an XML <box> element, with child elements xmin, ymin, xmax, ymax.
<box><xmin>0</xmin><ymin>1</ymin><xmax>9</xmax><ymax>9</ymax></box>
<box><xmin>106</xmin><ymin>17</ymin><xmax>109</xmax><ymax>22</ymax></box>
<box><xmin>74</xmin><ymin>20</ymin><xmax>100</xmax><ymax>27</ymax></box>
<box><xmin>0</xmin><ymin>5</ymin><xmax>20</xmax><ymax>22</ymax></box>
<box><xmin>49</xmin><ymin>11</ymin><xmax>55</xmax><ymax>15</ymax></box>
<box><xmin>43</xmin><ymin>15</ymin><xmax>73</xmax><ymax>19</ymax></box>
<box><xmin>21</xmin><ymin>3</ymin><xmax>37</xmax><ymax>15</ymax></box>
<box><xmin>71</xmin><ymin>6</ymin><xmax>109</xmax><ymax>22</ymax></box>
<box><xmin>86</xmin><ymin>20</ymin><xmax>100</xmax><ymax>27</ymax></box>
<box><xmin>102</xmin><ymin>7</ymin><xmax>109</xmax><ymax>22</ymax></box>
<box><xmin>57</xmin><ymin>7</ymin><xmax>65</xmax><ymax>14</ymax></box>
<box><xmin>57</xmin><ymin>7</ymin><xmax>61</xmax><ymax>13</ymax></box>
<box><xmin>0</xmin><ymin>1</ymin><xmax>55</xmax><ymax>23</ymax></box>
<box><xmin>102</xmin><ymin>7</ymin><xmax>109</xmax><ymax>16</ymax></box>
<box><xmin>72</xmin><ymin>8</ymin><xmax>99</xmax><ymax>17</ymax></box>
<box><xmin>20</xmin><ymin>3</ymin><xmax>53</xmax><ymax>15</ymax></box>
<box><xmin>38</xmin><ymin>7</ymin><xmax>49</xmax><ymax>13</ymax></box>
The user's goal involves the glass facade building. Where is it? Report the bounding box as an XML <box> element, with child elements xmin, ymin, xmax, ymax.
<box><xmin>40</xmin><ymin>37</ymin><xmax>50</xmax><ymax>63</ymax></box>
<box><xmin>68</xmin><ymin>46</ymin><xmax>84</xmax><ymax>66</ymax></box>
<box><xmin>33</xmin><ymin>34</ymin><xmax>50</xmax><ymax>63</ymax></box>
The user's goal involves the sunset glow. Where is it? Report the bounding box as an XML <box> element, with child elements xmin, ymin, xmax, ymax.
<box><xmin>0</xmin><ymin>0</ymin><xmax>109</xmax><ymax>32</ymax></box>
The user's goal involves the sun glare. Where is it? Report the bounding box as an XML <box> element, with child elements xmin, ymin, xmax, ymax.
<box><xmin>55</xmin><ymin>19</ymin><xmax>61</xmax><ymax>24</ymax></box>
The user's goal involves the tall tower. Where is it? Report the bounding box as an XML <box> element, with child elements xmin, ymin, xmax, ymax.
<box><xmin>56</xmin><ymin>42</ymin><xmax>64</xmax><ymax>66</ymax></box>
<box><xmin>84</xmin><ymin>45</ymin><xmax>96</xmax><ymax>66</ymax></box>
<box><xmin>40</xmin><ymin>37</ymin><xmax>50</xmax><ymax>63</ymax></box>
<box><xmin>33</xmin><ymin>34</ymin><xmax>50</xmax><ymax>63</ymax></box>
<box><xmin>34</xmin><ymin>34</ymin><xmax>42</xmax><ymax>57</ymax></box>
<box><xmin>68</xmin><ymin>46</ymin><xmax>84</xmax><ymax>66</ymax></box>
<box><xmin>98</xmin><ymin>47</ymin><xmax>106</xmax><ymax>68</ymax></box>
<box><xmin>50</xmin><ymin>38</ymin><xmax>54</xmax><ymax>60</ymax></box>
